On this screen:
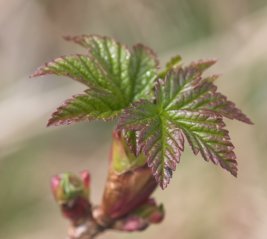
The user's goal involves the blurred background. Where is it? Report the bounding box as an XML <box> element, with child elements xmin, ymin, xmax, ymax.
<box><xmin>0</xmin><ymin>0</ymin><xmax>266</xmax><ymax>238</ymax></box>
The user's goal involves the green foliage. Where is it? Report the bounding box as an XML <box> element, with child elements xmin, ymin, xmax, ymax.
<box><xmin>33</xmin><ymin>35</ymin><xmax>252</xmax><ymax>189</ymax></box>
<box><xmin>32</xmin><ymin>35</ymin><xmax>158</xmax><ymax>126</ymax></box>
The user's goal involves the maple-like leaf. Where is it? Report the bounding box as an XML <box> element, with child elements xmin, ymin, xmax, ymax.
<box><xmin>118</xmin><ymin>100</ymin><xmax>184</xmax><ymax>189</ymax></box>
<box><xmin>32</xmin><ymin>35</ymin><xmax>158</xmax><ymax>126</ymax></box>
<box><xmin>33</xmin><ymin>34</ymin><xmax>252</xmax><ymax>189</ymax></box>
<box><xmin>47</xmin><ymin>94</ymin><xmax>120</xmax><ymax>126</ymax></box>
<box><xmin>118</xmin><ymin>62</ymin><xmax>252</xmax><ymax>189</ymax></box>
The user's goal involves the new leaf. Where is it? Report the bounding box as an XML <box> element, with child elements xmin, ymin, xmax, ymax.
<box><xmin>118</xmin><ymin>100</ymin><xmax>184</xmax><ymax>189</ymax></box>
<box><xmin>118</xmin><ymin>63</ymin><xmax>252</xmax><ymax>189</ymax></box>
<box><xmin>32</xmin><ymin>35</ymin><xmax>158</xmax><ymax>126</ymax></box>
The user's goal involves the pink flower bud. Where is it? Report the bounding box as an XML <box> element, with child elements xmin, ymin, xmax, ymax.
<box><xmin>80</xmin><ymin>170</ymin><xmax>90</xmax><ymax>190</ymax></box>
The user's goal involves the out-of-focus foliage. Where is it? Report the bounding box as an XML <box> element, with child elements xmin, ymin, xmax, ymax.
<box><xmin>0</xmin><ymin>0</ymin><xmax>266</xmax><ymax>239</ymax></box>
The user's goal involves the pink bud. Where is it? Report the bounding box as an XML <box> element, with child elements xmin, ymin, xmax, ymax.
<box><xmin>80</xmin><ymin>170</ymin><xmax>90</xmax><ymax>189</ymax></box>
<box><xmin>51</xmin><ymin>175</ymin><xmax>61</xmax><ymax>198</ymax></box>
<box><xmin>123</xmin><ymin>217</ymin><xmax>147</xmax><ymax>231</ymax></box>
<box><xmin>149</xmin><ymin>211</ymin><xmax>164</xmax><ymax>223</ymax></box>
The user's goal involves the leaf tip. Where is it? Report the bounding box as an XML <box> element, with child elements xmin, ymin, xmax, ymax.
<box><xmin>243</xmin><ymin>116</ymin><xmax>254</xmax><ymax>125</ymax></box>
<box><xmin>30</xmin><ymin>68</ymin><xmax>46</xmax><ymax>78</ymax></box>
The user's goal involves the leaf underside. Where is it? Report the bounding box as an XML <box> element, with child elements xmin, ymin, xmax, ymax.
<box><xmin>118</xmin><ymin>61</ymin><xmax>252</xmax><ymax>189</ymax></box>
<box><xmin>32</xmin><ymin>35</ymin><xmax>159</xmax><ymax>126</ymax></box>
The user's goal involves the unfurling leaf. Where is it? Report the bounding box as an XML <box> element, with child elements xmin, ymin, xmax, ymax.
<box><xmin>33</xmin><ymin>34</ymin><xmax>253</xmax><ymax>189</ymax></box>
<box><xmin>158</xmin><ymin>55</ymin><xmax>182</xmax><ymax>78</ymax></box>
<box><xmin>118</xmin><ymin>63</ymin><xmax>252</xmax><ymax>189</ymax></box>
<box><xmin>32</xmin><ymin>35</ymin><xmax>158</xmax><ymax>125</ymax></box>
<box><xmin>118</xmin><ymin>100</ymin><xmax>184</xmax><ymax>189</ymax></box>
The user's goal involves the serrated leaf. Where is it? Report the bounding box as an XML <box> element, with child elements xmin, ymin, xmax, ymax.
<box><xmin>47</xmin><ymin>93</ymin><xmax>119</xmax><ymax>126</ymax></box>
<box><xmin>165</xmin><ymin>68</ymin><xmax>253</xmax><ymax>124</ymax></box>
<box><xmin>32</xmin><ymin>35</ymin><xmax>159</xmax><ymax>125</ymax></box>
<box><xmin>122</xmin><ymin>130</ymin><xmax>142</xmax><ymax>157</ymax></box>
<box><xmin>191</xmin><ymin>59</ymin><xmax>217</xmax><ymax>73</ymax></box>
<box><xmin>169</xmin><ymin>110</ymin><xmax>237</xmax><ymax>176</ymax></box>
<box><xmin>64</xmin><ymin>35</ymin><xmax>159</xmax><ymax>101</ymax></box>
<box><xmin>118</xmin><ymin>61</ymin><xmax>252</xmax><ymax>189</ymax></box>
<box><xmin>128</xmin><ymin>44</ymin><xmax>159</xmax><ymax>101</ymax></box>
<box><xmin>31</xmin><ymin>54</ymin><xmax>108</xmax><ymax>88</ymax></box>
<box><xmin>118</xmin><ymin>100</ymin><xmax>184</xmax><ymax>189</ymax></box>
<box><xmin>158</xmin><ymin>55</ymin><xmax>182</xmax><ymax>78</ymax></box>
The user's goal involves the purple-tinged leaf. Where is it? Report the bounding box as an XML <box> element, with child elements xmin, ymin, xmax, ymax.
<box><xmin>118</xmin><ymin>101</ymin><xmax>184</xmax><ymax>189</ymax></box>
<box><xmin>154</xmin><ymin>66</ymin><xmax>202</xmax><ymax>110</ymax></box>
<box><xmin>31</xmin><ymin>55</ymin><xmax>109</xmax><ymax>89</ymax></box>
<box><xmin>118</xmin><ymin>59</ymin><xmax>251</xmax><ymax>188</ymax></box>
<box><xmin>170</xmin><ymin>110</ymin><xmax>237</xmax><ymax>176</ymax></box>
<box><xmin>165</xmin><ymin>70</ymin><xmax>253</xmax><ymax>124</ymax></box>
<box><xmin>66</xmin><ymin>35</ymin><xmax>159</xmax><ymax>101</ymax></box>
<box><xmin>48</xmin><ymin>93</ymin><xmax>119</xmax><ymax>126</ymax></box>
<box><xmin>202</xmin><ymin>92</ymin><xmax>253</xmax><ymax>124</ymax></box>
<box><xmin>122</xmin><ymin>130</ymin><xmax>143</xmax><ymax>157</ymax></box>
<box><xmin>33</xmin><ymin>35</ymin><xmax>159</xmax><ymax>126</ymax></box>
<box><xmin>190</xmin><ymin>59</ymin><xmax>217</xmax><ymax>73</ymax></box>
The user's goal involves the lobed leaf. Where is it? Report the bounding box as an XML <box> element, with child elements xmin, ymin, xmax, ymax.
<box><xmin>32</xmin><ymin>35</ymin><xmax>159</xmax><ymax>126</ymax></box>
<box><xmin>65</xmin><ymin>35</ymin><xmax>159</xmax><ymax>101</ymax></box>
<box><xmin>47</xmin><ymin>93</ymin><xmax>119</xmax><ymax>126</ymax></box>
<box><xmin>118</xmin><ymin>101</ymin><xmax>184</xmax><ymax>189</ymax></box>
<box><xmin>119</xmin><ymin>61</ymin><xmax>252</xmax><ymax>188</ymax></box>
<box><xmin>165</xmin><ymin>69</ymin><xmax>253</xmax><ymax>124</ymax></box>
<box><xmin>31</xmin><ymin>55</ymin><xmax>110</xmax><ymax>89</ymax></box>
<box><xmin>128</xmin><ymin>44</ymin><xmax>159</xmax><ymax>101</ymax></box>
<box><xmin>33</xmin><ymin>35</ymin><xmax>252</xmax><ymax>189</ymax></box>
<box><xmin>169</xmin><ymin>110</ymin><xmax>237</xmax><ymax>176</ymax></box>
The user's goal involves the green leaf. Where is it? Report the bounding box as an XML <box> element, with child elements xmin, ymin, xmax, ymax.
<box><xmin>154</xmin><ymin>66</ymin><xmax>202</xmax><ymax>110</ymax></box>
<box><xmin>65</xmin><ymin>35</ymin><xmax>159</xmax><ymax>101</ymax></box>
<box><xmin>158</xmin><ymin>55</ymin><xmax>182</xmax><ymax>78</ymax></box>
<box><xmin>128</xmin><ymin>44</ymin><xmax>159</xmax><ymax>101</ymax></box>
<box><xmin>169</xmin><ymin>110</ymin><xmax>237</xmax><ymax>176</ymax></box>
<box><xmin>111</xmin><ymin>131</ymin><xmax>147</xmax><ymax>174</ymax></box>
<box><xmin>32</xmin><ymin>35</ymin><xmax>159</xmax><ymax>126</ymax></box>
<box><xmin>47</xmin><ymin>93</ymin><xmax>119</xmax><ymax>126</ymax></box>
<box><xmin>166</xmin><ymin>68</ymin><xmax>253</xmax><ymax>124</ymax></box>
<box><xmin>118</xmin><ymin>100</ymin><xmax>184</xmax><ymax>189</ymax></box>
<box><xmin>32</xmin><ymin>54</ymin><xmax>118</xmax><ymax>95</ymax></box>
<box><xmin>122</xmin><ymin>130</ymin><xmax>142</xmax><ymax>157</ymax></box>
<box><xmin>118</xmin><ymin>61</ymin><xmax>252</xmax><ymax>189</ymax></box>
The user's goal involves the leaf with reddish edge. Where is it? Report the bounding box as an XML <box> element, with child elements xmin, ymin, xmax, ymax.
<box><xmin>65</xmin><ymin>35</ymin><xmax>159</xmax><ymax>101</ymax></box>
<box><xmin>169</xmin><ymin>109</ymin><xmax>238</xmax><ymax>176</ymax></box>
<box><xmin>191</xmin><ymin>59</ymin><xmax>217</xmax><ymax>73</ymax></box>
<box><xmin>118</xmin><ymin>61</ymin><xmax>252</xmax><ymax>189</ymax></box>
<box><xmin>122</xmin><ymin>130</ymin><xmax>141</xmax><ymax>157</ymax></box>
<box><xmin>47</xmin><ymin>93</ymin><xmax>120</xmax><ymax>126</ymax></box>
<box><xmin>165</xmin><ymin>68</ymin><xmax>253</xmax><ymax>124</ymax></box>
<box><xmin>32</xmin><ymin>35</ymin><xmax>159</xmax><ymax>126</ymax></box>
<box><xmin>118</xmin><ymin>100</ymin><xmax>184</xmax><ymax>189</ymax></box>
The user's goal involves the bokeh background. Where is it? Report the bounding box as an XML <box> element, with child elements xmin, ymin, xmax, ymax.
<box><xmin>0</xmin><ymin>0</ymin><xmax>266</xmax><ymax>238</ymax></box>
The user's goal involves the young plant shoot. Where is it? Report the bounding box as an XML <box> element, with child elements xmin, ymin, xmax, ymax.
<box><xmin>32</xmin><ymin>35</ymin><xmax>252</xmax><ymax>239</ymax></box>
